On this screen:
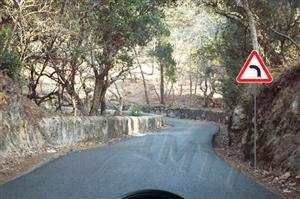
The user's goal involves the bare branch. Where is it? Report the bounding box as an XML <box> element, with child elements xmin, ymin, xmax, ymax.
<box><xmin>271</xmin><ymin>28</ymin><xmax>300</xmax><ymax>50</ymax></box>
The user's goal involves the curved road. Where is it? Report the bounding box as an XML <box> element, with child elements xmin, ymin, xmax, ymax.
<box><xmin>0</xmin><ymin>118</ymin><xmax>277</xmax><ymax>199</ymax></box>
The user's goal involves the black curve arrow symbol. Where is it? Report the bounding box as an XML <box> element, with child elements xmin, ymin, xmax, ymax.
<box><xmin>249</xmin><ymin>65</ymin><xmax>261</xmax><ymax>77</ymax></box>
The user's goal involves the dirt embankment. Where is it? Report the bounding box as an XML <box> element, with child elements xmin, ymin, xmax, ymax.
<box><xmin>0</xmin><ymin>72</ymin><xmax>44</xmax><ymax>124</ymax></box>
<box><xmin>0</xmin><ymin>72</ymin><xmax>45</xmax><ymax>183</ymax></box>
<box><xmin>243</xmin><ymin>65</ymin><xmax>299</xmax><ymax>175</ymax></box>
<box><xmin>216</xmin><ymin>65</ymin><xmax>299</xmax><ymax>198</ymax></box>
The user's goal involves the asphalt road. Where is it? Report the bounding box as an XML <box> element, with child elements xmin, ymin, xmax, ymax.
<box><xmin>0</xmin><ymin>118</ymin><xmax>278</xmax><ymax>199</ymax></box>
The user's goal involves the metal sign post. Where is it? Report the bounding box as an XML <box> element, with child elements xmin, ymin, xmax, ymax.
<box><xmin>253</xmin><ymin>84</ymin><xmax>257</xmax><ymax>168</ymax></box>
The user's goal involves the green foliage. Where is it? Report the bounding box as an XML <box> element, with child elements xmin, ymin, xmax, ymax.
<box><xmin>152</xmin><ymin>41</ymin><xmax>177</xmax><ymax>82</ymax></box>
<box><xmin>193</xmin><ymin>21</ymin><xmax>249</xmax><ymax>109</ymax></box>
<box><xmin>116</xmin><ymin>50</ymin><xmax>134</xmax><ymax>68</ymax></box>
<box><xmin>217</xmin><ymin>23</ymin><xmax>249</xmax><ymax>110</ymax></box>
<box><xmin>221</xmin><ymin>65</ymin><xmax>245</xmax><ymax>110</ymax></box>
<box><xmin>0</xmin><ymin>28</ymin><xmax>21</xmax><ymax>80</ymax></box>
<box><xmin>130</xmin><ymin>104</ymin><xmax>142</xmax><ymax>116</ymax></box>
<box><xmin>87</xmin><ymin>0</ymin><xmax>172</xmax><ymax>47</ymax></box>
<box><xmin>193</xmin><ymin>38</ymin><xmax>219</xmax><ymax>77</ymax></box>
<box><xmin>0</xmin><ymin>27</ymin><xmax>12</xmax><ymax>48</ymax></box>
<box><xmin>204</xmin><ymin>0</ymin><xmax>299</xmax><ymax>67</ymax></box>
<box><xmin>59</xmin><ymin>0</ymin><xmax>176</xmax><ymax>114</ymax></box>
<box><xmin>0</xmin><ymin>51</ymin><xmax>21</xmax><ymax>80</ymax></box>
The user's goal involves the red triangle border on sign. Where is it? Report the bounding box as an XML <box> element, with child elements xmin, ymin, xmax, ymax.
<box><xmin>236</xmin><ymin>50</ymin><xmax>273</xmax><ymax>83</ymax></box>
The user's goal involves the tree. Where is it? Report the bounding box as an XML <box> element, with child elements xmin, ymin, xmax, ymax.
<box><xmin>134</xmin><ymin>48</ymin><xmax>150</xmax><ymax>105</ymax></box>
<box><xmin>152</xmin><ymin>41</ymin><xmax>177</xmax><ymax>105</ymax></box>
<box><xmin>202</xmin><ymin>0</ymin><xmax>299</xmax><ymax>67</ymax></box>
<box><xmin>73</xmin><ymin>0</ymin><xmax>173</xmax><ymax>115</ymax></box>
<box><xmin>192</xmin><ymin>36</ymin><xmax>223</xmax><ymax>107</ymax></box>
<box><xmin>0</xmin><ymin>0</ymin><xmax>175</xmax><ymax>115</ymax></box>
<box><xmin>0</xmin><ymin>0</ymin><xmax>68</xmax><ymax>105</ymax></box>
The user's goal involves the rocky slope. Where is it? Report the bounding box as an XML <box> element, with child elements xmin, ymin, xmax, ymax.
<box><xmin>0</xmin><ymin>72</ymin><xmax>45</xmax><ymax>158</ymax></box>
<box><xmin>231</xmin><ymin>65</ymin><xmax>299</xmax><ymax>178</ymax></box>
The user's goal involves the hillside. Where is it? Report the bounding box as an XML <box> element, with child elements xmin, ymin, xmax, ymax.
<box><xmin>244</xmin><ymin>65</ymin><xmax>299</xmax><ymax>174</ymax></box>
<box><xmin>222</xmin><ymin>65</ymin><xmax>300</xmax><ymax>197</ymax></box>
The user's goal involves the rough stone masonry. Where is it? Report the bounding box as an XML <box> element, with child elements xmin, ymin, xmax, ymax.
<box><xmin>0</xmin><ymin>115</ymin><xmax>164</xmax><ymax>161</ymax></box>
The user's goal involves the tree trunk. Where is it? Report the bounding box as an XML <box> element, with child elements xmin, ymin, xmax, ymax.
<box><xmin>99</xmin><ymin>87</ymin><xmax>107</xmax><ymax>115</ymax></box>
<box><xmin>56</xmin><ymin>86</ymin><xmax>63</xmax><ymax>113</ymax></box>
<box><xmin>203</xmin><ymin>78</ymin><xmax>209</xmax><ymax>107</ymax></box>
<box><xmin>139</xmin><ymin>64</ymin><xmax>150</xmax><ymax>105</ymax></box>
<box><xmin>89</xmin><ymin>38</ymin><xmax>114</xmax><ymax>116</ymax></box>
<box><xmin>168</xmin><ymin>83</ymin><xmax>173</xmax><ymax>96</ymax></box>
<box><xmin>189</xmin><ymin>73</ymin><xmax>193</xmax><ymax>107</ymax></box>
<box><xmin>134</xmin><ymin>48</ymin><xmax>150</xmax><ymax>105</ymax></box>
<box><xmin>28</xmin><ymin>66</ymin><xmax>38</xmax><ymax>104</ymax></box>
<box><xmin>90</xmin><ymin>74</ymin><xmax>102</xmax><ymax>115</ymax></box>
<box><xmin>160</xmin><ymin>64</ymin><xmax>165</xmax><ymax>105</ymax></box>
<box><xmin>172</xmin><ymin>85</ymin><xmax>175</xmax><ymax>105</ymax></box>
<box><xmin>90</xmin><ymin>72</ymin><xmax>109</xmax><ymax>116</ymax></box>
<box><xmin>67</xmin><ymin>67</ymin><xmax>82</xmax><ymax>114</ymax></box>
<box><xmin>243</xmin><ymin>1</ymin><xmax>259</xmax><ymax>50</ymax></box>
<box><xmin>66</xmin><ymin>85</ymin><xmax>86</xmax><ymax>115</ymax></box>
<box><xmin>179</xmin><ymin>84</ymin><xmax>183</xmax><ymax>96</ymax></box>
<box><xmin>244</xmin><ymin>1</ymin><xmax>259</xmax><ymax>168</ymax></box>
<box><xmin>194</xmin><ymin>75</ymin><xmax>198</xmax><ymax>95</ymax></box>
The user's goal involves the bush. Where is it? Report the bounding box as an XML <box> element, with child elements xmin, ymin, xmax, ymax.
<box><xmin>0</xmin><ymin>51</ymin><xmax>21</xmax><ymax>80</ymax></box>
<box><xmin>0</xmin><ymin>28</ymin><xmax>21</xmax><ymax>80</ymax></box>
<box><xmin>130</xmin><ymin>105</ymin><xmax>142</xmax><ymax>116</ymax></box>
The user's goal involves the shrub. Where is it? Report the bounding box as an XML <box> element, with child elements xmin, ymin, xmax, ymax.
<box><xmin>130</xmin><ymin>105</ymin><xmax>142</xmax><ymax>116</ymax></box>
<box><xmin>0</xmin><ymin>28</ymin><xmax>21</xmax><ymax>80</ymax></box>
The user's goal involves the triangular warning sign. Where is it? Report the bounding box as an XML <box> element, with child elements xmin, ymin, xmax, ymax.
<box><xmin>236</xmin><ymin>50</ymin><xmax>273</xmax><ymax>83</ymax></box>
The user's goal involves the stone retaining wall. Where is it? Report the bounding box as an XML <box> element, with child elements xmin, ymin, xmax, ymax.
<box><xmin>142</xmin><ymin>106</ymin><xmax>225</xmax><ymax>123</ymax></box>
<box><xmin>0</xmin><ymin>115</ymin><xmax>163</xmax><ymax>160</ymax></box>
